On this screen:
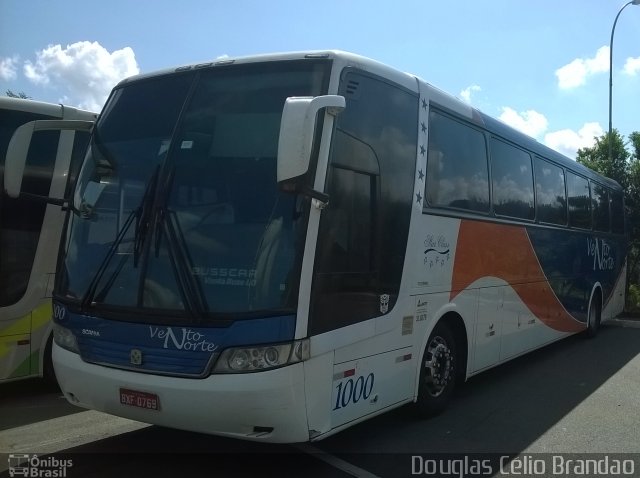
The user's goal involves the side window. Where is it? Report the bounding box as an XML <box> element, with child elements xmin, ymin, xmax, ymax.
<box><xmin>611</xmin><ymin>191</ymin><xmax>625</xmax><ymax>234</ymax></box>
<box><xmin>310</xmin><ymin>72</ymin><xmax>418</xmax><ymax>335</ymax></box>
<box><xmin>591</xmin><ymin>182</ymin><xmax>609</xmax><ymax>232</ymax></box>
<box><xmin>567</xmin><ymin>172</ymin><xmax>591</xmax><ymax>230</ymax></box>
<box><xmin>0</xmin><ymin>124</ymin><xmax>59</xmax><ymax>307</ymax></box>
<box><xmin>490</xmin><ymin>138</ymin><xmax>534</xmax><ymax>220</ymax></box>
<box><xmin>64</xmin><ymin>131</ymin><xmax>91</xmax><ymax>199</ymax></box>
<box><xmin>426</xmin><ymin>110</ymin><xmax>489</xmax><ymax>213</ymax></box>
<box><xmin>315</xmin><ymin>131</ymin><xmax>376</xmax><ymax>275</ymax></box>
<box><xmin>534</xmin><ymin>157</ymin><xmax>567</xmax><ymax>225</ymax></box>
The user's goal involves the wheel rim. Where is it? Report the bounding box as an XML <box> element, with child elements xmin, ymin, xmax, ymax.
<box><xmin>423</xmin><ymin>335</ymin><xmax>454</xmax><ymax>397</ymax></box>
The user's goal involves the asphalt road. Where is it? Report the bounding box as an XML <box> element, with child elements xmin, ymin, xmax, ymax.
<box><xmin>1</xmin><ymin>319</ymin><xmax>640</xmax><ymax>478</ymax></box>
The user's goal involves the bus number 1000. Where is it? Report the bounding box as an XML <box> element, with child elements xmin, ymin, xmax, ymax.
<box><xmin>333</xmin><ymin>373</ymin><xmax>375</xmax><ymax>410</ymax></box>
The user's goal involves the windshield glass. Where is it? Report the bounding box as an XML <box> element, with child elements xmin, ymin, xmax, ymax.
<box><xmin>58</xmin><ymin>60</ymin><xmax>329</xmax><ymax>321</ymax></box>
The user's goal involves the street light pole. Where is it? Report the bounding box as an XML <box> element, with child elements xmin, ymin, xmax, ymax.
<box><xmin>609</xmin><ymin>0</ymin><xmax>640</xmax><ymax>162</ymax></box>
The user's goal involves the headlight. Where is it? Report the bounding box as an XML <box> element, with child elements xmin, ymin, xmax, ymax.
<box><xmin>53</xmin><ymin>324</ymin><xmax>79</xmax><ymax>354</ymax></box>
<box><xmin>213</xmin><ymin>339</ymin><xmax>310</xmax><ymax>373</ymax></box>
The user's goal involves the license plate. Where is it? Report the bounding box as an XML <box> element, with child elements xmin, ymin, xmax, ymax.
<box><xmin>119</xmin><ymin>388</ymin><xmax>160</xmax><ymax>411</ymax></box>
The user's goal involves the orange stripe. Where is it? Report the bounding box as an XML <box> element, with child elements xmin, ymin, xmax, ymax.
<box><xmin>451</xmin><ymin>220</ymin><xmax>584</xmax><ymax>333</ymax></box>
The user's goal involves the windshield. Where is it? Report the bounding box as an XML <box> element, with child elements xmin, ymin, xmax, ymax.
<box><xmin>58</xmin><ymin>60</ymin><xmax>329</xmax><ymax>321</ymax></box>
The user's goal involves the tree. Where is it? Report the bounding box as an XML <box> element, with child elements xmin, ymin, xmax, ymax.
<box><xmin>6</xmin><ymin>89</ymin><xmax>31</xmax><ymax>99</ymax></box>
<box><xmin>577</xmin><ymin>129</ymin><xmax>640</xmax><ymax>312</ymax></box>
<box><xmin>576</xmin><ymin>129</ymin><xmax>629</xmax><ymax>188</ymax></box>
<box><xmin>628</xmin><ymin>133</ymin><xmax>640</xmax><ymax>288</ymax></box>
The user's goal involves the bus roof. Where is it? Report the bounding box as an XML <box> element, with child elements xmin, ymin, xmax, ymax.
<box><xmin>114</xmin><ymin>50</ymin><xmax>418</xmax><ymax>91</ymax></box>
<box><xmin>111</xmin><ymin>50</ymin><xmax>621</xmax><ymax>192</ymax></box>
<box><xmin>0</xmin><ymin>96</ymin><xmax>96</xmax><ymax>119</ymax></box>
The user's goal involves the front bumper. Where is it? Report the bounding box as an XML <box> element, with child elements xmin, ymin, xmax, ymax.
<box><xmin>53</xmin><ymin>343</ymin><xmax>310</xmax><ymax>443</ymax></box>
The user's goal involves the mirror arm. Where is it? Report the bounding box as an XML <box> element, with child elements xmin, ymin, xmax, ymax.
<box><xmin>280</xmin><ymin>181</ymin><xmax>329</xmax><ymax>208</ymax></box>
<box><xmin>15</xmin><ymin>191</ymin><xmax>80</xmax><ymax>214</ymax></box>
<box><xmin>303</xmin><ymin>187</ymin><xmax>330</xmax><ymax>208</ymax></box>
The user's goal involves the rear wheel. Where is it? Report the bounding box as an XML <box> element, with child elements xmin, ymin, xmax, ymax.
<box><xmin>585</xmin><ymin>293</ymin><xmax>602</xmax><ymax>338</ymax></box>
<box><xmin>415</xmin><ymin>322</ymin><xmax>458</xmax><ymax>417</ymax></box>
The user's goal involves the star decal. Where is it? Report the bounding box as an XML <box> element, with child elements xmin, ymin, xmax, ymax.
<box><xmin>421</xmin><ymin>122</ymin><xmax>427</xmax><ymax>133</ymax></box>
<box><xmin>420</xmin><ymin>145</ymin><xmax>426</xmax><ymax>156</ymax></box>
<box><xmin>416</xmin><ymin>191</ymin><xmax>423</xmax><ymax>204</ymax></box>
<box><xmin>421</xmin><ymin>99</ymin><xmax>427</xmax><ymax>110</ymax></box>
<box><xmin>418</xmin><ymin>169</ymin><xmax>424</xmax><ymax>181</ymax></box>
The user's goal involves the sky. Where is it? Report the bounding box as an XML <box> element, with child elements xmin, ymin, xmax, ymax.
<box><xmin>1</xmin><ymin>0</ymin><xmax>638</xmax><ymax>159</ymax></box>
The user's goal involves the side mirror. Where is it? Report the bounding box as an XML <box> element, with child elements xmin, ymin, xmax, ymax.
<box><xmin>276</xmin><ymin>95</ymin><xmax>345</xmax><ymax>183</ymax></box>
<box><xmin>4</xmin><ymin>119</ymin><xmax>94</xmax><ymax>198</ymax></box>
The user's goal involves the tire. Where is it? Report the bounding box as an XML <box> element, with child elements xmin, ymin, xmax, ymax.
<box><xmin>585</xmin><ymin>293</ymin><xmax>602</xmax><ymax>339</ymax></box>
<box><xmin>415</xmin><ymin>321</ymin><xmax>458</xmax><ymax>417</ymax></box>
<box><xmin>43</xmin><ymin>335</ymin><xmax>58</xmax><ymax>388</ymax></box>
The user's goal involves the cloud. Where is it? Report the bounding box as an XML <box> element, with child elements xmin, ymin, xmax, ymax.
<box><xmin>544</xmin><ymin>122</ymin><xmax>603</xmax><ymax>158</ymax></box>
<box><xmin>555</xmin><ymin>46</ymin><xmax>609</xmax><ymax>89</ymax></box>
<box><xmin>623</xmin><ymin>56</ymin><xmax>640</xmax><ymax>76</ymax></box>
<box><xmin>499</xmin><ymin>105</ymin><xmax>601</xmax><ymax>159</ymax></box>
<box><xmin>0</xmin><ymin>56</ymin><xmax>19</xmax><ymax>81</ymax></box>
<box><xmin>459</xmin><ymin>84</ymin><xmax>481</xmax><ymax>104</ymax></box>
<box><xmin>23</xmin><ymin>41</ymin><xmax>140</xmax><ymax>111</ymax></box>
<box><xmin>499</xmin><ymin>107</ymin><xmax>549</xmax><ymax>139</ymax></box>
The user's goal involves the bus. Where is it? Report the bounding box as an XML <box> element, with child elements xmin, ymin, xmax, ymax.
<box><xmin>3</xmin><ymin>51</ymin><xmax>626</xmax><ymax>441</ymax></box>
<box><xmin>0</xmin><ymin>97</ymin><xmax>96</xmax><ymax>383</ymax></box>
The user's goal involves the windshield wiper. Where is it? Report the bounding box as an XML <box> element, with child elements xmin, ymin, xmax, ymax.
<box><xmin>134</xmin><ymin>165</ymin><xmax>160</xmax><ymax>266</ymax></box>
<box><xmin>147</xmin><ymin>167</ymin><xmax>208</xmax><ymax>319</ymax></box>
<box><xmin>81</xmin><ymin>166</ymin><xmax>161</xmax><ymax>308</ymax></box>
<box><xmin>80</xmin><ymin>209</ymin><xmax>137</xmax><ymax>308</ymax></box>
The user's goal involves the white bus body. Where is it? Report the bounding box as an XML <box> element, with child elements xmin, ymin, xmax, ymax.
<box><xmin>4</xmin><ymin>52</ymin><xmax>626</xmax><ymax>440</ymax></box>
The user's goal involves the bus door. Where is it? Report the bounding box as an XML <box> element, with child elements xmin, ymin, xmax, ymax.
<box><xmin>303</xmin><ymin>69</ymin><xmax>419</xmax><ymax>431</ymax></box>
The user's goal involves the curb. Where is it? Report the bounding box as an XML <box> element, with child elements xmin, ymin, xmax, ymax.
<box><xmin>606</xmin><ymin>318</ymin><xmax>640</xmax><ymax>329</ymax></box>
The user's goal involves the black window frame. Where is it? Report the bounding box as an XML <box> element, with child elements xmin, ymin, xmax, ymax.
<box><xmin>419</xmin><ymin>106</ymin><xmax>625</xmax><ymax>240</ymax></box>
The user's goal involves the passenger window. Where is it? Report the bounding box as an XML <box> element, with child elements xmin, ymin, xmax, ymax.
<box><xmin>534</xmin><ymin>157</ymin><xmax>567</xmax><ymax>225</ymax></box>
<box><xmin>491</xmin><ymin>139</ymin><xmax>534</xmax><ymax>220</ymax></box>
<box><xmin>426</xmin><ymin>110</ymin><xmax>489</xmax><ymax>213</ymax></box>
<box><xmin>610</xmin><ymin>192</ymin><xmax>625</xmax><ymax>234</ymax></box>
<box><xmin>591</xmin><ymin>183</ymin><xmax>609</xmax><ymax>232</ymax></box>
<box><xmin>567</xmin><ymin>172</ymin><xmax>591</xmax><ymax>229</ymax></box>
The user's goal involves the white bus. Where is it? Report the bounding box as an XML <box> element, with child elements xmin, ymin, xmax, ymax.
<box><xmin>4</xmin><ymin>51</ymin><xmax>626</xmax><ymax>441</ymax></box>
<box><xmin>0</xmin><ymin>97</ymin><xmax>96</xmax><ymax>383</ymax></box>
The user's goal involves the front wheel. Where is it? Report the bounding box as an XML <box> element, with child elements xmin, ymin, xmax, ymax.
<box><xmin>43</xmin><ymin>335</ymin><xmax>58</xmax><ymax>387</ymax></box>
<box><xmin>415</xmin><ymin>322</ymin><xmax>458</xmax><ymax>417</ymax></box>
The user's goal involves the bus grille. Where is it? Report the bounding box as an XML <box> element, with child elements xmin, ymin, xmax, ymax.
<box><xmin>77</xmin><ymin>337</ymin><xmax>216</xmax><ymax>377</ymax></box>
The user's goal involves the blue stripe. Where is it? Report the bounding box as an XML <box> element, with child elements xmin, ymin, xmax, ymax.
<box><xmin>54</xmin><ymin>308</ymin><xmax>296</xmax><ymax>377</ymax></box>
<box><xmin>527</xmin><ymin>227</ymin><xmax>626</xmax><ymax>322</ymax></box>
